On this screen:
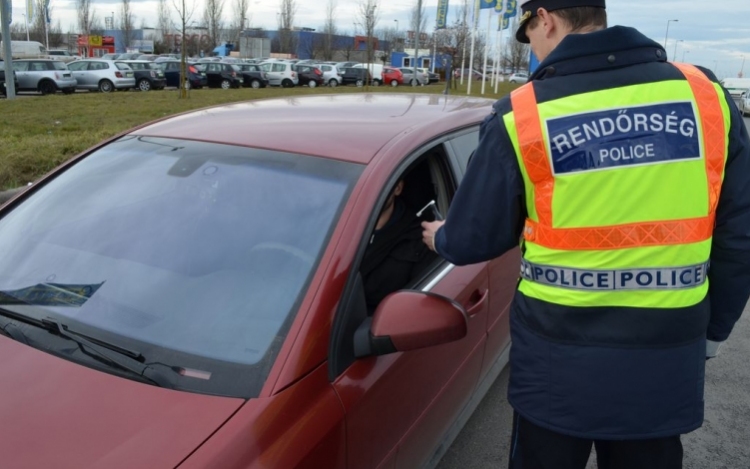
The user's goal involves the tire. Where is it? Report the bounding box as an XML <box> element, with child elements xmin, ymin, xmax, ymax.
<box><xmin>38</xmin><ymin>80</ymin><xmax>57</xmax><ymax>95</ymax></box>
<box><xmin>137</xmin><ymin>78</ymin><xmax>152</xmax><ymax>91</ymax></box>
<box><xmin>328</xmin><ymin>79</ymin><xmax>338</xmax><ymax>87</ymax></box>
<box><xmin>355</xmin><ymin>79</ymin><xmax>364</xmax><ymax>87</ymax></box>
<box><xmin>372</xmin><ymin>79</ymin><xmax>381</xmax><ymax>86</ymax></box>
<box><xmin>410</xmin><ymin>79</ymin><xmax>418</xmax><ymax>86</ymax></box>
<box><xmin>390</xmin><ymin>79</ymin><xmax>398</xmax><ymax>87</ymax></box>
<box><xmin>282</xmin><ymin>79</ymin><xmax>294</xmax><ymax>88</ymax></box>
<box><xmin>99</xmin><ymin>79</ymin><xmax>114</xmax><ymax>93</ymax></box>
<box><xmin>308</xmin><ymin>79</ymin><xmax>317</xmax><ymax>88</ymax></box>
<box><xmin>220</xmin><ymin>79</ymin><xmax>231</xmax><ymax>90</ymax></box>
<box><xmin>250</xmin><ymin>79</ymin><xmax>261</xmax><ymax>89</ymax></box>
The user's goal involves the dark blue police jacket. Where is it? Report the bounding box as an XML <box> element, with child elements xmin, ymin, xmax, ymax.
<box><xmin>435</xmin><ymin>26</ymin><xmax>750</xmax><ymax>439</ymax></box>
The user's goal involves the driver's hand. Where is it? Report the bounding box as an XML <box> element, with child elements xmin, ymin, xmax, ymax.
<box><xmin>421</xmin><ymin>221</ymin><xmax>445</xmax><ymax>252</ymax></box>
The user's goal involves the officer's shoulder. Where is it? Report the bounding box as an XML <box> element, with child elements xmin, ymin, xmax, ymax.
<box><xmin>491</xmin><ymin>95</ymin><xmax>514</xmax><ymax>118</ymax></box>
<box><xmin>693</xmin><ymin>65</ymin><xmax>720</xmax><ymax>84</ymax></box>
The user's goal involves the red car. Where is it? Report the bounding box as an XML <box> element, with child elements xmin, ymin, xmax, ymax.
<box><xmin>0</xmin><ymin>94</ymin><xmax>519</xmax><ymax>469</ymax></box>
<box><xmin>382</xmin><ymin>67</ymin><xmax>404</xmax><ymax>87</ymax></box>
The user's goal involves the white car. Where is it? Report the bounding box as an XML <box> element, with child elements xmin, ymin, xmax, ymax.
<box><xmin>259</xmin><ymin>61</ymin><xmax>298</xmax><ymax>87</ymax></box>
<box><xmin>509</xmin><ymin>72</ymin><xmax>529</xmax><ymax>84</ymax></box>
<box><xmin>739</xmin><ymin>89</ymin><xmax>750</xmax><ymax>116</ymax></box>
<box><xmin>66</xmin><ymin>59</ymin><xmax>136</xmax><ymax>92</ymax></box>
<box><xmin>318</xmin><ymin>63</ymin><xmax>341</xmax><ymax>87</ymax></box>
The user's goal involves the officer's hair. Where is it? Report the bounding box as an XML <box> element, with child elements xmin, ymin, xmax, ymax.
<box><xmin>529</xmin><ymin>7</ymin><xmax>607</xmax><ymax>33</ymax></box>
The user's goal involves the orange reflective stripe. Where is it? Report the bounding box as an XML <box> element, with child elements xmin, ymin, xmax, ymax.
<box><xmin>524</xmin><ymin>215</ymin><xmax>715</xmax><ymax>250</ymax></box>
<box><xmin>672</xmin><ymin>62</ymin><xmax>726</xmax><ymax>213</ymax></box>
<box><xmin>511</xmin><ymin>83</ymin><xmax>554</xmax><ymax>226</ymax></box>
<box><xmin>513</xmin><ymin>65</ymin><xmax>726</xmax><ymax>251</ymax></box>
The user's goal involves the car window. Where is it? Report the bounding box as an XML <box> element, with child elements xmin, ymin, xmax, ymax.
<box><xmin>272</xmin><ymin>63</ymin><xmax>286</xmax><ymax>72</ymax></box>
<box><xmin>30</xmin><ymin>62</ymin><xmax>48</xmax><ymax>71</ymax></box>
<box><xmin>448</xmin><ymin>130</ymin><xmax>480</xmax><ymax>174</ymax></box>
<box><xmin>12</xmin><ymin>61</ymin><xmax>29</xmax><ymax>72</ymax></box>
<box><xmin>90</xmin><ymin>62</ymin><xmax>108</xmax><ymax>71</ymax></box>
<box><xmin>67</xmin><ymin>61</ymin><xmax>87</xmax><ymax>71</ymax></box>
<box><xmin>0</xmin><ymin>136</ymin><xmax>363</xmax><ymax>398</ymax></box>
<box><xmin>115</xmin><ymin>62</ymin><xmax>132</xmax><ymax>71</ymax></box>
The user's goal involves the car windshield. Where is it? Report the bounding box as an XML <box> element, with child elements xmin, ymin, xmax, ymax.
<box><xmin>115</xmin><ymin>62</ymin><xmax>132</xmax><ymax>70</ymax></box>
<box><xmin>0</xmin><ymin>136</ymin><xmax>362</xmax><ymax>397</ymax></box>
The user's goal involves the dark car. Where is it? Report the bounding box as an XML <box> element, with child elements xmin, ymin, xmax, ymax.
<box><xmin>292</xmin><ymin>64</ymin><xmax>324</xmax><ymax>88</ymax></box>
<box><xmin>233</xmin><ymin>63</ymin><xmax>268</xmax><ymax>89</ymax></box>
<box><xmin>120</xmin><ymin>60</ymin><xmax>166</xmax><ymax>91</ymax></box>
<box><xmin>158</xmin><ymin>61</ymin><xmax>207</xmax><ymax>89</ymax></box>
<box><xmin>0</xmin><ymin>62</ymin><xmax>18</xmax><ymax>96</ymax></box>
<box><xmin>340</xmin><ymin>67</ymin><xmax>371</xmax><ymax>86</ymax></box>
<box><xmin>197</xmin><ymin>62</ymin><xmax>243</xmax><ymax>89</ymax></box>
<box><xmin>0</xmin><ymin>94</ymin><xmax>517</xmax><ymax>469</ymax></box>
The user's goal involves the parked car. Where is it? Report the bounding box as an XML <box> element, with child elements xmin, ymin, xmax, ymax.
<box><xmin>739</xmin><ymin>89</ymin><xmax>750</xmax><ymax>116</ymax></box>
<box><xmin>259</xmin><ymin>61</ymin><xmax>298</xmax><ymax>87</ymax></box>
<box><xmin>136</xmin><ymin>54</ymin><xmax>159</xmax><ymax>62</ymax></box>
<box><xmin>398</xmin><ymin>67</ymin><xmax>429</xmax><ymax>86</ymax></box>
<box><xmin>0</xmin><ymin>61</ymin><xmax>19</xmax><ymax>96</ymax></box>
<box><xmin>100</xmin><ymin>53</ymin><xmax>120</xmax><ymax>60</ymax></box>
<box><xmin>0</xmin><ymin>40</ymin><xmax>47</xmax><ymax>59</ymax></box>
<box><xmin>292</xmin><ymin>64</ymin><xmax>324</xmax><ymax>88</ymax></box>
<box><xmin>66</xmin><ymin>59</ymin><xmax>136</xmax><ymax>92</ymax></box>
<box><xmin>11</xmin><ymin>59</ymin><xmax>77</xmax><ymax>94</ymax></box>
<box><xmin>334</xmin><ymin>61</ymin><xmax>359</xmax><ymax>70</ymax></box>
<box><xmin>116</xmin><ymin>52</ymin><xmax>143</xmax><ymax>61</ymax></box>
<box><xmin>417</xmin><ymin>67</ymin><xmax>440</xmax><ymax>84</ymax></box>
<box><xmin>353</xmin><ymin>63</ymin><xmax>386</xmax><ymax>85</ymax></box>
<box><xmin>380</xmin><ymin>67</ymin><xmax>403</xmax><ymax>87</ymax></box>
<box><xmin>120</xmin><ymin>60</ymin><xmax>166</xmax><ymax>91</ymax></box>
<box><xmin>47</xmin><ymin>50</ymin><xmax>81</xmax><ymax>63</ymax></box>
<box><xmin>340</xmin><ymin>67</ymin><xmax>371</xmax><ymax>86</ymax></box>
<box><xmin>196</xmin><ymin>62</ymin><xmax>243</xmax><ymax>89</ymax></box>
<box><xmin>158</xmin><ymin>60</ymin><xmax>208</xmax><ymax>89</ymax></box>
<box><xmin>318</xmin><ymin>63</ymin><xmax>341</xmax><ymax>87</ymax></box>
<box><xmin>452</xmin><ymin>68</ymin><xmax>487</xmax><ymax>81</ymax></box>
<box><xmin>0</xmin><ymin>93</ymin><xmax>516</xmax><ymax>469</ymax></box>
<box><xmin>234</xmin><ymin>63</ymin><xmax>268</xmax><ymax>89</ymax></box>
<box><xmin>508</xmin><ymin>72</ymin><xmax>529</xmax><ymax>84</ymax></box>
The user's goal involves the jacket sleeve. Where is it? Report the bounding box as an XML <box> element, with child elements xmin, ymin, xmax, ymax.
<box><xmin>434</xmin><ymin>108</ymin><xmax>525</xmax><ymax>265</ymax></box>
<box><xmin>707</xmin><ymin>88</ymin><xmax>750</xmax><ymax>342</ymax></box>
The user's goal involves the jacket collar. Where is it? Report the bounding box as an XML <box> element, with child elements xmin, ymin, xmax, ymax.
<box><xmin>530</xmin><ymin>26</ymin><xmax>668</xmax><ymax>80</ymax></box>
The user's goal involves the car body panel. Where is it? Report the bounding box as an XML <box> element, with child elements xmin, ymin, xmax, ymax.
<box><xmin>0</xmin><ymin>335</ymin><xmax>244</xmax><ymax>469</ymax></box>
<box><xmin>11</xmin><ymin>59</ymin><xmax>77</xmax><ymax>92</ymax></box>
<box><xmin>67</xmin><ymin>59</ymin><xmax>135</xmax><ymax>90</ymax></box>
<box><xmin>158</xmin><ymin>61</ymin><xmax>208</xmax><ymax>88</ymax></box>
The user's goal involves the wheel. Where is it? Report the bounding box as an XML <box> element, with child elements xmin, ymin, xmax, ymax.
<box><xmin>250</xmin><ymin>79</ymin><xmax>261</xmax><ymax>89</ymax></box>
<box><xmin>355</xmin><ymin>79</ymin><xmax>364</xmax><ymax>87</ymax></box>
<box><xmin>38</xmin><ymin>80</ymin><xmax>57</xmax><ymax>95</ymax></box>
<box><xmin>308</xmin><ymin>79</ymin><xmax>317</xmax><ymax>88</ymax></box>
<box><xmin>220</xmin><ymin>79</ymin><xmax>231</xmax><ymax>90</ymax></box>
<box><xmin>137</xmin><ymin>78</ymin><xmax>152</xmax><ymax>91</ymax></box>
<box><xmin>282</xmin><ymin>79</ymin><xmax>294</xmax><ymax>88</ymax></box>
<box><xmin>98</xmin><ymin>79</ymin><xmax>114</xmax><ymax>93</ymax></box>
<box><xmin>372</xmin><ymin>79</ymin><xmax>381</xmax><ymax>86</ymax></box>
<box><xmin>328</xmin><ymin>79</ymin><xmax>338</xmax><ymax>87</ymax></box>
<box><xmin>390</xmin><ymin>79</ymin><xmax>398</xmax><ymax>87</ymax></box>
<box><xmin>410</xmin><ymin>78</ymin><xmax>418</xmax><ymax>86</ymax></box>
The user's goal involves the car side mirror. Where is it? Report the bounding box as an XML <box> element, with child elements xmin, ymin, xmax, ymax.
<box><xmin>353</xmin><ymin>291</ymin><xmax>468</xmax><ymax>358</ymax></box>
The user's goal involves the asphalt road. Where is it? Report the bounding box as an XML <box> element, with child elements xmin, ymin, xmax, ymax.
<box><xmin>437</xmin><ymin>117</ymin><xmax>750</xmax><ymax>469</ymax></box>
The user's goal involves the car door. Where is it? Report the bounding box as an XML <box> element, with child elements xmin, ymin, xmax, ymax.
<box><xmin>330</xmin><ymin>143</ymin><xmax>490</xmax><ymax>469</ymax></box>
<box><xmin>66</xmin><ymin>60</ymin><xmax>88</xmax><ymax>88</ymax></box>
<box><xmin>205</xmin><ymin>63</ymin><xmax>219</xmax><ymax>87</ymax></box>
<box><xmin>11</xmin><ymin>61</ymin><xmax>31</xmax><ymax>90</ymax></box>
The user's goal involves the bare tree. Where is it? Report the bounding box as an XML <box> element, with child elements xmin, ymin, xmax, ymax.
<box><xmin>376</xmin><ymin>26</ymin><xmax>397</xmax><ymax>65</ymax></box>
<box><xmin>203</xmin><ymin>0</ymin><xmax>224</xmax><ymax>50</ymax></box>
<box><xmin>172</xmin><ymin>0</ymin><xmax>196</xmax><ymax>97</ymax></box>
<box><xmin>277</xmin><ymin>0</ymin><xmax>297</xmax><ymax>55</ymax></box>
<box><xmin>503</xmin><ymin>15</ymin><xmax>529</xmax><ymax>73</ymax></box>
<box><xmin>357</xmin><ymin>0</ymin><xmax>379</xmax><ymax>84</ymax></box>
<box><xmin>120</xmin><ymin>0</ymin><xmax>135</xmax><ymax>49</ymax></box>
<box><xmin>229</xmin><ymin>0</ymin><xmax>250</xmax><ymax>47</ymax></box>
<box><xmin>409</xmin><ymin>0</ymin><xmax>428</xmax><ymax>49</ymax></box>
<box><xmin>321</xmin><ymin>0</ymin><xmax>337</xmax><ymax>61</ymax></box>
<box><xmin>76</xmin><ymin>0</ymin><xmax>96</xmax><ymax>36</ymax></box>
<box><xmin>157</xmin><ymin>0</ymin><xmax>171</xmax><ymax>48</ymax></box>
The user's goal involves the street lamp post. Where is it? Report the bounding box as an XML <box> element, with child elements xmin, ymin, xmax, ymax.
<box><xmin>672</xmin><ymin>39</ymin><xmax>683</xmax><ymax>62</ymax></box>
<box><xmin>394</xmin><ymin>19</ymin><xmax>399</xmax><ymax>52</ymax></box>
<box><xmin>664</xmin><ymin>19</ymin><xmax>678</xmax><ymax>59</ymax></box>
<box><xmin>22</xmin><ymin>13</ymin><xmax>29</xmax><ymax>41</ymax></box>
<box><xmin>682</xmin><ymin>49</ymin><xmax>689</xmax><ymax>62</ymax></box>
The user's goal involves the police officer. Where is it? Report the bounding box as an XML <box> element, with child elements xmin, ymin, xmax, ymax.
<box><xmin>421</xmin><ymin>0</ymin><xmax>750</xmax><ymax>467</ymax></box>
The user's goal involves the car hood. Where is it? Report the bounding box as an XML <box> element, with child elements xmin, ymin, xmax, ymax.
<box><xmin>0</xmin><ymin>335</ymin><xmax>245</xmax><ymax>469</ymax></box>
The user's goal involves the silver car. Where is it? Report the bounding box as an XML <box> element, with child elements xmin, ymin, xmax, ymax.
<box><xmin>398</xmin><ymin>67</ymin><xmax>429</xmax><ymax>86</ymax></box>
<box><xmin>67</xmin><ymin>59</ymin><xmax>136</xmax><ymax>92</ymax></box>
<box><xmin>11</xmin><ymin>59</ymin><xmax>77</xmax><ymax>95</ymax></box>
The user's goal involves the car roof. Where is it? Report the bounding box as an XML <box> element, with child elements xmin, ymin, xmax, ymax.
<box><xmin>132</xmin><ymin>94</ymin><xmax>493</xmax><ymax>165</ymax></box>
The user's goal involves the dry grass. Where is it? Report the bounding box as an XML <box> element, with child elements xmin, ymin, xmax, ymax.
<box><xmin>0</xmin><ymin>80</ymin><xmax>516</xmax><ymax>189</ymax></box>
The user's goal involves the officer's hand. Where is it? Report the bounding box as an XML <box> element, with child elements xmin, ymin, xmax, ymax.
<box><xmin>421</xmin><ymin>221</ymin><xmax>445</xmax><ymax>252</ymax></box>
<box><xmin>706</xmin><ymin>339</ymin><xmax>723</xmax><ymax>360</ymax></box>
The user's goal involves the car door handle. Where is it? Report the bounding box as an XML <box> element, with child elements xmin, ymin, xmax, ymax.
<box><xmin>464</xmin><ymin>289</ymin><xmax>488</xmax><ymax>317</ymax></box>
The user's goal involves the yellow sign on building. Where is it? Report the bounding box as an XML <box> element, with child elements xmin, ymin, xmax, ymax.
<box><xmin>89</xmin><ymin>35</ymin><xmax>103</xmax><ymax>46</ymax></box>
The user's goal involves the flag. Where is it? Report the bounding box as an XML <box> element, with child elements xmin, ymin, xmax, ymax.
<box><xmin>436</xmin><ymin>0</ymin><xmax>449</xmax><ymax>29</ymax></box>
<box><xmin>26</xmin><ymin>0</ymin><xmax>33</xmax><ymax>22</ymax></box>
<box><xmin>498</xmin><ymin>14</ymin><xmax>509</xmax><ymax>30</ymax></box>
<box><xmin>495</xmin><ymin>0</ymin><xmax>504</xmax><ymax>13</ymax></box>
<box><xmin>479</xmin><ymin>0</ymin><xmax>497</xmax><ymax>9</ymax></box>
<box><xmin>44</xmin><ymin>0</ymin><xmax>50</xmax><ymax>23</ymax></box>
<box><xmin>504</xmin><ymin>0</ymin><xmax>517</xmax><ymax>18</ymax></box>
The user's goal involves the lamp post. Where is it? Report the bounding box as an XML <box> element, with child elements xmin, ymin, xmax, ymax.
<box><xmin>394</xmin><ymin>19</ymin><xmax>399</xmax><ymax>52</ymax></box>
<box><xmin>664</xmin><ymin>19</ymin><xmax>678</xmax><ymax>59</ymax></box>
<box><xmin>672</xmin><ymin>39</ymin><xmax>683</xmax><ymax>62</ymax></box>
<box><xmin>22</xmin><ymin>13</ymin><xmax>29</xmax><ymax>41</ymax></box>
<box><xmin>681</xmin><ymin>49</ymin><xmax>689</xmax><ymax>62</ymax></box>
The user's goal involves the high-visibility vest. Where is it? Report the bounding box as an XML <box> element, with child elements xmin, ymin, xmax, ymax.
<box><xmin>506</xmin><ymin>63</ymin><xmax>732</xmax><ymax>308</ymax></box>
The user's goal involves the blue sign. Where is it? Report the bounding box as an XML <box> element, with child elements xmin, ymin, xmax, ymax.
<box><xmin>545</xmin><ymin>102</ymin><xmax>700</xmax><ymax>175</ymax></box>
<box><xmin>436</xmin><ymin>0</ymin><xmax>449</xmax><ymax>29</ymax></box>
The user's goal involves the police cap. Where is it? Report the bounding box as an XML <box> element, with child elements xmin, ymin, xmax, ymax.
<box><xmin>516</xmin><ymin>0</ymin><xmax>606</xmax><ymax>44</ymax></box>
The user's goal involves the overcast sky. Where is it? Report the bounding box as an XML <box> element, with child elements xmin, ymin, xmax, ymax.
<box><xmin>10</xmin><ymin>0</ymin><xmax>750</xmax><ymax>78</ymax></box>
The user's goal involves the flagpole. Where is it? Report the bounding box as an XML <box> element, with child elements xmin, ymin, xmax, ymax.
<box><xmin>495</xmin><ymin>29</ymin><xmax>504</xmax><ymax>93</ymax></box>
<box><xmin>460</xmin><ymin>28</ymin><xmax>467</xmax><ymax>85</ymax></box>
<box><xmin>467</xmin><ymin>0</ymin><xmax>479</xmax><ymax>95</ymax></box>
<box><xmin>481</xmin><ymin>10</ymin><xmax>491</xmax><ymax>94</ymax></box>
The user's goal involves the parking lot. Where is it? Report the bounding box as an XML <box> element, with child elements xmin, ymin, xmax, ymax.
<box><xmin>438</xmin><ymin>116</ymin><xmax>750</xmax><ymax>468</ymax></box>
